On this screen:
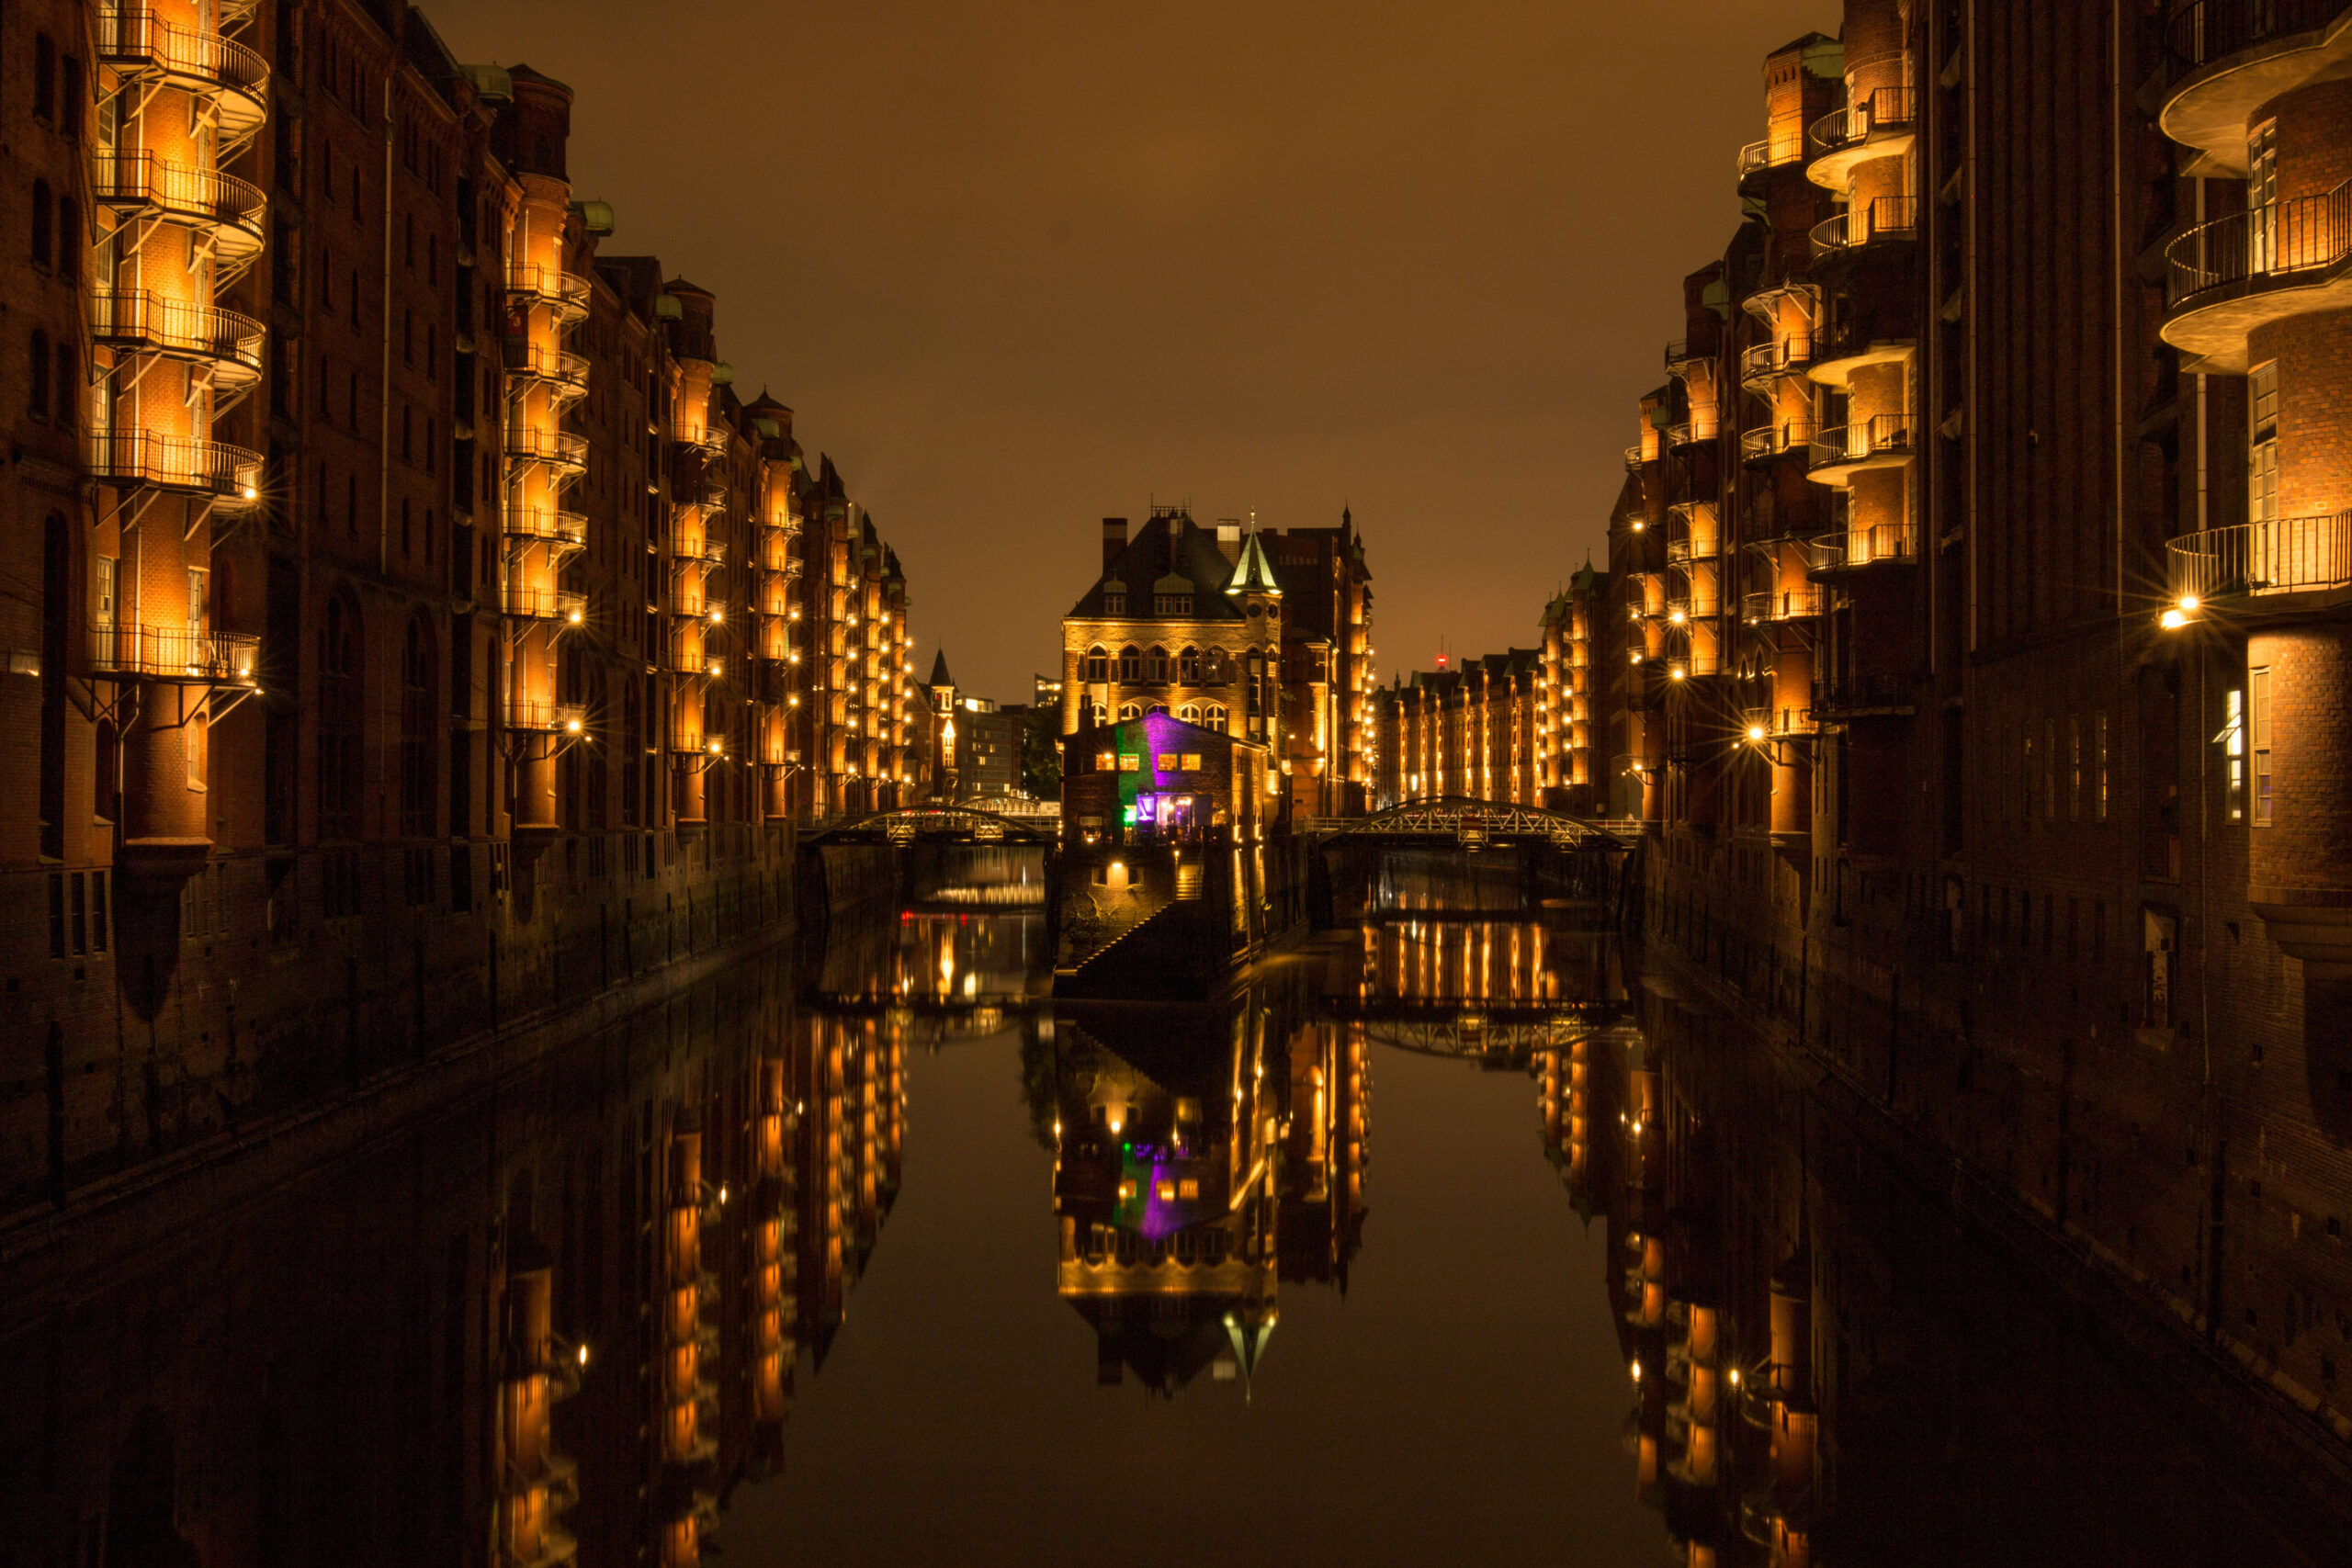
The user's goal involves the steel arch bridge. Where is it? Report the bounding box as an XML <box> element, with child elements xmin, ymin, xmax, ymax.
<box><xmin>1314</xmin><ymin>796</ymin><xmax>1630</xmax><ymax>851</ymax></box>
<box><xmin>799</xmin><ymin>804</ymin><xmax>1059</xmax><ymax>848</ymax></box>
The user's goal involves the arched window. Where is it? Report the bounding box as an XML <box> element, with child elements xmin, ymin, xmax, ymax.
<box><xmin>1145</xmin><ymin>646</ymin><xmax>1168</xmax><ymax>682</ymax></box>
<box><xmin>1084</xmin><ymin>645</ymin><xmax>1108</xmax><ymax>682</ymax></box>
<box><xmin>1118</xmin><ymin>646</ymin><xmax>1140</xmax><ymax>682</ymax></box>
<box><xmin>1179</xmin><ymin>646</ymin><xmax>1200</xmax><ymax>682</ymax></box>
<box><xmin>1204</xmin><ymin>648</ymin><xmax>1231</xmax><ymax>685</ymax></box>
<box><xmin>1118</xmin><ymin>703</ymin><xmax>1140</xmax><ymax>721</ymax></box>
<box><xmin>319</xmin><ymin>591</ymin><xmax>362</xmax><ymax>840</ymax></box>
<box><xmin>1205</xmin><ymin>705</ymin><xmax>1227</xmax><ymax>732</ymax></box>
<box><xmin>1246</xmin><ymin>652</ymin><xmax>1262</xmax><ymax>680</ymax></box>
<box><xmin>400</xmin><ymin>612</ymin><xmax>435</xmax><ymax>837</ymax></box>
<box><xmin>1147</xmin><ymin>703</ymin><xmax>1167</xmax><ymax>717</ymax></box>
<box><xmin>1179</xmin><ymin>705</ymin><xmax>1200</xmax><ymax>723</ymax></box>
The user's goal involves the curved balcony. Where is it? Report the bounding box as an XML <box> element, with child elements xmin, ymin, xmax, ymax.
<box><xmin>1623</xmin><ymin>442</ymin><xmax>1651</xmax><ymax>472</ymax></box>
<box><xmin>1807</xmin><ymin>415</ymin><xmax>1913</xmax><ymax>486</ymax></box>
<box><xmin>503</xmin><ymin>423</ymin><xmax>589</xmax><ymax>476</ymax></box>
<box><xmin>508</xmin><ymin>587</ymin><xmax>588</xmax><ymax>626</ymax></box>
<box><xmin>1807</xmin><ymin>88</ymin><xmax>1917</xmax><ymax>191</ymax></box>
<box><xmin>87</xmin><ymin>289</ymin><xmax>265</xmax><ymax>394</ymax></box>
<box><xmin>1806</xmin><ymin>325</ymin><xmax>1916</xmax><ymax>389</ymax></box>
<box><xmin>1665</xmin><ymin>335</ymin><xmax>1720</xmax><ymax>377</ymax></box>
<box><xmin>2162</xmin><ymin>178</ymin><xmax>2352</xmax><ymax>371</ymax></box>
<box><xmin>505</xmin><ymin>344</ymin><xmax>591</xmax><ymax>401</ymax></box>
<box><xmin>87</xmin><ymin>624</ymin><xmax>258</xmax><ymax>684</ymax></box>
<box><xmin>1806</xmin><ymin>524</ymin><xmax>1917</xmax><ymax>577</ymax></box>
<box><xmin>91</xmin><ymin>153</ymin><xmax>266</xmax><ymax>272</ymax></box>
<box><xmin>1810</xmin><ymin>197</ymin><xmax>1918</xmax><ymax>263</ymax></box>
<box><xmin>95</xmin><ymin>10</ymin><xmax>270</xmax><ymax>149</ymax></box>
<box><xmin>671</xmin><ymin>535</ymin><xmax>726</xmax><ymax>570</ymax></box>
<box><xmin>1742</xmin><ymin>585</ymin><xmax>1826</xmax><ymax>624</ymax></box>
<box><xmin>1666</xmin><ymin>412</ymin><xmax>1722</xmax><ymax>451</ymax></box>
<box><xmin>1739</xmin><ymin>335</ymin><xmax>1815</xmax><ymax>388</ymax></box>
<box><xmin>1740</xmin><ymin>420</ymin><xmax>1817</xmax><ymax>467</ymax></box>
<box><xmin>2162</xmin><ymin>1</ymin><xmax>2352</xmax><ymax>175</ymax></box>
<box><xmin>666</xmin><ymin>651</ymin><xmax>725</xmax><ymax>682</ymax></box>
<box><xmin>505</xmin><ymin>505</ymin><xmax>587</xmax><ymax>551</ymax></box>
<box><xmin>2166</xmin><ymin>511</ymin><xmax>2352</xmax><ymax>606</ymax></box>
<box><xmin>507</xmin><ymin>698</ymin><xmax>587</xmax><ymax>734</ymax></box>
<box><xmin>1736</xmin><ymin>135</ymin><xmax>1805</xmax><ymax>194</ymax></box>
<box><xmin>88</xmin><ymin>428</ymin><xmax>262</xmax><ymax>503</ymax></box>
<box><xmin>508</xmin><ymin>265</ymin><xmax>593</xmax><ymax>323</ymax></box>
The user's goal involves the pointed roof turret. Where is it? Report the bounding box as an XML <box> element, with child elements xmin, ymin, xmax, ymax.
<box><xmin>1224</xmin><ymin>530</ymin><xmax>1282</xmax><ymax>597</ymax></box>
<box><xmin>929</xmin><ymin>649</ymin><xmax>955</xmax><ymax>690</ymax></box>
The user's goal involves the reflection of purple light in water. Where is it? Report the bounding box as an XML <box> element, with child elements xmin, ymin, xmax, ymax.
<box><xmin>1137</xmin><ymin>1158</ymin><xmax>1182</xmax><ymax>1240</ymax></box>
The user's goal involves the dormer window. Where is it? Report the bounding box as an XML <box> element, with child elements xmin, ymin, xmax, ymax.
<box><xmin>1102</xmin><ymin>583</ymin><xmax>1126</xmax><ymax>615</ymax></box>
<box><xmin>1155</xmin><ymin>592</ymin><xmax>1193</xmax><ymax>615</ymax></box>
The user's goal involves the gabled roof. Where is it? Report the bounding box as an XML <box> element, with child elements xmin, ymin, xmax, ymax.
<box><xmin>929</xmin><ymin>649</ymin><xmax>955</xmax><ymax>688</ymax></box>
<box><xmin>1066</xmin><ymin>512</ymin><xmax>1250</xmax><ymax>623</ymax></box>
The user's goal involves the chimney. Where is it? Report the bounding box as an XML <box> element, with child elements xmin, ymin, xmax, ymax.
<box><xmin>1102</xmin><ymin>516</ymin><xmax>1128</xmax><ymax>574</ymax></box>
<box><xmin>1216</xmin><ymin>519</ymin><xmax>1241</xmax><ymax>564</ymax></box>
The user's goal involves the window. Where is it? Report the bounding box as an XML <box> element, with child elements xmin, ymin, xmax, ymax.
<box><xmin>1157</xmin><ymin>752</ymin><xmax>1179</xmax><ymax>772</ymax></box>
<box><xmin>1179</xmin><ymin>705</ymin><xmax>1200</xmax><ymax>723</ymax></box>
<box><xmin>2095</xmin><ymin>711</ymin><xmax>2109</xmax><ymax>820</ymax></box>
<box><xmin>1084</xmin><ymin>645</ymin><xmax>1107</xmax><ymax>682</ymax></box>
<box><xmin>34</xmin><ymin>35</ymin><xmax>55</xmax><ymax>121</ymax></box>
<box><xmin>2222</xmin><ymin>686</ymin><xmax>2245</xmax><ymax>822</ymax></box>
<box><xmin>2248</xmin><ymin>119</ymin><xmax>2278</xmax><ymax>273</ymax></box>
<box><xmin>1117</xmin><ymin>704</ymin><xmax>1140</xmax><ymax>722</ymax></box>
<box><xmin>1181</xmin><ymin>752</ymin><xmax>1203</xmax><ymax>771</ymax></box>
<box><xmin>2251</xmin><ymin>666</ymin><xmax>2273</xmax><ymax>826</ymax></box>
<box><xmin>1119</xmin><ymin>646</ymin><xmax>1140</xmax><ymax>682</ymax></box>
<box><xmin>28</xmin><ymin>331</ymin><xmax>49</xmax><ymax>418</ymax></box>
<box><xmin>187</xmin><ymin>569</ymin><xmax>208</xmax><ymax>629</ymax></box>
<box><xmin>1155</xmin><ymin>591</ymin><xmax>1192</xmax><ymax>615</ymax></box>
<box><xmin>1102</xmin><ymin>585</ymin><xmax>1125</xmax><ymax>615</ymax></box>
<box><xmin>1118</xmin><ymin>754</ymin><xmax>1141</xmax><ymax>772</ymax></box>
<box><xmin>1206</xmin><ymin>705</ymin><xmax>1227</xmax><ymax>732</ymax></box>
<box><xmin>2250</xmin><ymin>361</ymin><xmax>2280</xmax><ymax>532</ymax></box>
<box><xmin>1146</xmin><ymin>646</ymin><xmax>1168</xmax><ymax>682</ymax></box>
<box><xmin>1095</xmin><ymin>750</ymin><xmax>1115</xmax><ymax>773</ymax></box>
<box><xmin>1179</xmin><ymin>647</ymin><xmax>1201</xmax><ymax>682</ymax></box>
<box><xmin>94</xmin><ymin>557</ymin><xmax>117</xmax><ymax>629</ymax></box>
<box><xmin>2068</xmin><ymin>716</ymin><xmax>2081</xmax><ymax>820</ymax></box>
<box><xmin>186</xmin><ymin>712</ymin><xmax>209</xmax><ymax>791</ymax></box>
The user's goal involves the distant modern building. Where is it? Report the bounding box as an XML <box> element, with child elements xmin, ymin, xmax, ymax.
<box><xmin>1057</xmin><ymin>504</ymin><xmax>1374</xmax><ymax>821</ymax></box>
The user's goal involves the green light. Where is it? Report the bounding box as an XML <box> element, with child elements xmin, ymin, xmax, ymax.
<box><xmin>1122</xmin><ymin>805</ymin><xmax>1136</xmax><ymax>826</ymax></box>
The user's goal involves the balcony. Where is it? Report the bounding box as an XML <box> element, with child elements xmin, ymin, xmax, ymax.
<box><xmin>672</xmin><ymin>535</ymin><xmax>726</xmax><ymax>568</ymax></box>
<box><xmin>509</xmin><ymin>587</ymin><xmax>588</xmax><ymax>625</ymax></box>
<box><xmin>1739</xmin><ymin>420</ymin><xmax>1817</xmax><ymax>466</ymax></box>
<box><xmin>503</xmin><ymin>423</ymin><xmax>589</xmax><ymax>476</ymax></box>
<box><xmin>1739</xmin><ymin>335</ymin><xmax>1814</xmax><ymax>388</ymax></box>
<box><xmin>508</xmin><ymin>265</ymin><xmax>593</xmax><ymax>323</ymax></box>
<box><xmin>505</xmin><ymin>506</ymin><xmax>587</xmax><ymax>551</ymax></box>
<box><xmin>1665</xmin><ymin>335</ymin><xmax>1720</xmax><ymax>376</ymax></box>
<box><xmin>87</xmin><ymin>429</ymin><xmax>262</xmax><ymax>503</ymax></box>
<box><xmin>507</xmin><ymin>698</ymin><xmax>587</xmax><ymax>734</ymax></box>
<box><xmin>2162</xmin><ymin>1</ymin><xmax>2352</xmax><ymax>175</ymax></box>
<box><xmin>1807</xmin><ymin>87</ymin><xmax>1917</xmax><ymax>190</ymax></box>
<box><xmin>87</xmin><ymin>290</ymin><xmax>265</xmax><ymax>393</ymax></box>
<box><xmin>2167</xmin><ymin>512</ymin><xmax>2352</xmax><ymax>607</ymax></box>
<box><xmin>1806</xmin><ymin>524</ymin><xmax>1917</xmax><ymax>576</ymax></box>
<box><xmin>87</xmin><ymin>624</ymin><xmax>258</xmax><ymax>684</ymax></box>
<box><xmin>505</xmin><ymin>343</ymin><xmax>591</xmax><ymax>400</ymax></box>
<box><xmin>1805</xmin><ymin>323</ymin><xmax>1917</xmax><ymax>388</ymax></box>
<box><xmin>1812</xmin><ymin>672</ymin><xmax>1914</xmax><ymax>717</ymax></box>
<box><xmin>1666</xmin><ymin>412</ymin><xmax>1722</xmax><ymax>451</ymax></box>
<box><xmin>1808</xmin><ymin>415</ymin><xmax>1912</xmax><ymax>485</ymax></box>
<box><xmin>1810</xmin><ymin>197</ymin><xmax>1918</xmax><ymax>262</ymax></box>
<box><xmin>1736</xmin><ymin>134</ymin><xmax>1805</xmax><ymax>192</ymax></box>
<box><xmin>91</xmin><ymin>153</ymin><xmax>266</xmax><ymax>273</ymax></box>
<box><xmin>94</xmin><ymin>10</ymin><xmax>270</xmax><ymax>149</ymax></box>
<box><xmin>1623</xmin><ymin>442</ymin><xmax>1651</xmax><ymax>472</ymax></box>
<box><xmin>1742</xmin><ymin>585</ymin><xmax>1826</xmax><ymax>624</ymax></box>
<box><xmin>2162</xmin><ymin>178</ymin><xmax>2352</xmax><ymax>371</ymax></box>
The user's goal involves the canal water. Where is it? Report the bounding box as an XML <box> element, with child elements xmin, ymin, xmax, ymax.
<box><xmin>3</xmin><ymin>870</ymin><xmax>2331</xmax><ymax>1565</ymax></box>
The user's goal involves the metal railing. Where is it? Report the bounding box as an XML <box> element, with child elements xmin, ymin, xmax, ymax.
<box><xmin>87</xmin><ymin>289</ymin><xmax>266</xmax><ymax>381</ymax></box>
<box><xmin>2167</xmin><ymin>512</ymin><xmax>2352</xmax><ymax>601</ymax></box>
<box><xmin>1742</xmin><ymin>585</ymin><xmax>1826</xmax><ymax>623</ymax></box>
<box><xmin>507</xmin><ymin>265</ymin><xmax>593</xmax><ymax>321</ymax></box>
<box><xmin>505</xmin><ymin>343</ymin><xmax>591</xmax><ymax>397</ymax></box>
<box><xmin>1811</xmin><ymin>196</ymin><xmax>1919</xmax><ymax>258</ymax></box>
<box><xmin>94</xmin><ymin>9</ymin><xmax>269</xmax><ymax>130</ymax></box>
<box><xmin>503</xmin><ymin>423</ymin><xmax>589</xmax><ymax>472</ymax></box>
<box><xmin>2166</xmin><ymin>177</ymin><xmax>2352</xmax><ymax>311</ymax></box>
<box><xmin>1807</xmin><ymin>524</ymin><xmax>1917</xmax><ymax>572</ymax></box>
<box><xmin>1737</xmin><ymin>135</ymin><xmax>1804</xmax><ymax>181</ymax></box>
<box><xmin>87</xmin><ymin>428</ymin><xmax>262</xmax><ymax>501</ymax></box>
<box><xmin>1665</xmin><ymin>334</ymin><xmax>1720</xmax><ymax>371</ymax></box>
<box><xmin>2166</xmin><ymin>0</ymin><xmax>2352</xmax><ymax>82</ymax></box>
<box><xmin>91</xmin><ymin>152</ymin><xmax>266</xmax><ymax>250</ymax></box>
<box><xmin>507</xmin><ymin>587</ymin><xmax>588</xmax><ymax>623</ymax></box>
<box><xmin>1812</xmin><ymin>673</ymin><xmax>1912</xmax><ymax>715</ymax></box>
<box><xmin>671</xmin><ymin>533</ymin><xmax>726</xmax><ymax>566</ymax></box>
<box><xmin>1740</xmin><ymin>335</ymin><xmax>1814</xmax><ymax>382</ymax></box>
<box><xmin>87</xmin><ymin>623</ymin><xmax>258</xmax><ymax>682</ymax></box>
<box><xmin>506</xmin><ymin>698</ymin><xmax>587</xmax><ymax>733</ymax></box>
<box><xmin>1667</xmin><ymin>412</ymin><xmax>1722</xmax><ymax>449</ymax></box>
<box><xmin>1623</xmin><ymin>442</ymin><xmax>1650</xmax><ymax>471</ymax></box>
<box><xmin>504</xmin><ymin>506</ymin><xmax>587</xmax><ymax>548</ymax></box>
<box><xmin>1810</xmin><ymin>87</ymin><xmax>1917</xmax><ymax>156</ymax></box>
<box><xmin>1812</xmin><ymin>414</ymin><xmax>1912</xmax><ymax>467</ymax></box>
<box><xmin>1740</xmin><ymin>420</ymin><xmax>1818</xmax><ymax>463</ymax></box>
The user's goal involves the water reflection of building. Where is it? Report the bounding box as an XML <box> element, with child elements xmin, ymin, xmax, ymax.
<box><xmin>1047</xmin><ymin>989</ymin><xmax>1367</xmax><ymax>1394</ymax></box>
<box><xmin>0</xmin><ymin>967</ymin><xmax>908</xmax><ymax>1568</ymax></box>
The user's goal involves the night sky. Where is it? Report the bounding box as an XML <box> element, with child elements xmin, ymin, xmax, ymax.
<box><xmin>435</xmin><ymin>1</ymin><xmax>1835</xmax><ymax>703</ymax></box>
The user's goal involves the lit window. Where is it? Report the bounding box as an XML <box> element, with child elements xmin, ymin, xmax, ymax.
<box><xmin>1118</xmin><ymin>754</ymin><xmax>1141</xmax><ymax>773</ymax></box>
<box><xmin>1117</xmin><ymin>1179</ymin><xmax>1136</xmax><ymax>1202</ymax></box>
<box><xmin>1155</xmin><ymin>1180</ymin><xmax>1176</xmax><ymax>1203</ymax></box>
<box><xmin>2222</xmin><ymin>687</ymin><xmax>2245</xmax><ymax>822</ymax></box>
<box><xmin>1181</xmin><ymin>752</ymin><xmax>1203</xmax><ymax>771</ymax></box>
<box><xmin>1157</xmin><ymin>752</ymin><xmax>1179</xmax><ymax>772</ymax></box>
<box><xmin>2250</xmin><ymin>668</ymin><xmax>2272</xmax><ymax>826</ymax></box>
<box><xmin>1096</xmin><ymin>751</ymin><xmax>1115</xmax><ymax>773</ymax></box>
<box><xmin>1178</xmin><ymin>1179</ymin><xmax>1199</xmax><ymax>1200</ymax></box>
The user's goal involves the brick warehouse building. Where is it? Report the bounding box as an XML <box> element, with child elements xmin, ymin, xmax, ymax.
<box><xmin>1603</xmin><ymin>0</ymin><xmax>2352</xmax><ymax>1475</ymax></box>
<box><xmin>0</xmin><ymin>3</ymin><xmax>925</xmax><ymax>1220</ymax></box>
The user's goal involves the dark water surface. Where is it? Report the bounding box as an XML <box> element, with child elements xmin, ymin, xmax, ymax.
<box><xmin>2</xmin><ymin>882</ymin><xmax>2328</xmax><ymax>1566</ymax></box>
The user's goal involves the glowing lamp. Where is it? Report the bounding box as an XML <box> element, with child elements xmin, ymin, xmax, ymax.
<box><xmin>1668</xmin><ymin>668</ymin><xmax>1686</xmax><ymax>682</ymax></box>
<box><xmin>566</xmin><ymin>718</ymin><xmax>582</xmax><ymax>733</ymax></box>
<box><xmin>2179</xmin><ymin>594</ymin><xmax>2199</xmax><ymax>612</ymax></box>
<box><xmin>1747</xmin><ymin>723</ymin><xmax>1766</xmax><ymax>742</ymax></box>
<box><xmin>578</xmin><ymin>1344</ymin><xmax>590</xmax><ymax>1367</ymax></box>
<box><xmin>567</xmin><ymin>607</ymin><xmax>583</xmax><ymax>624</ymax></box>
<box><xmin>1631</xmin><ymin>1359</ymin><xmax>1643</xmax><ymax>1382</ymax></box>
<box><xmin>1632</xmin><ymin>521</ymin><xmax>1645</xmax><ymax>532</ymax></box>
<box><xmin>2159</xmin><ymin>608</ymin><xmax>2186</xmax><ymax>630</ymax></box>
